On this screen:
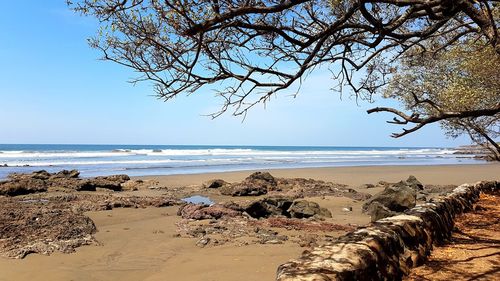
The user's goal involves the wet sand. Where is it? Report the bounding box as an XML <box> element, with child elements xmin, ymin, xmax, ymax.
<box><xmin>0</xmin><ymin>164</ymin><xmax>498</xmax><ymax>281</ymax></box>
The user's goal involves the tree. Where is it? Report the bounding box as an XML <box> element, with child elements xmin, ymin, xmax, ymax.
<box><xmin>68</xmin><ymin>1</ymin><xmax>499</xmax><ymax>128</ymax></box>
<box><xmin>377</xmin><ymin>41</ymin><xmax>500</xmax><ymax>159</ymax></box>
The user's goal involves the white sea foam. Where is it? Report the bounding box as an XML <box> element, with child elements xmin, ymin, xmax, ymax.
<box><xmin>0</xmin><ymin>148</ymin><xmax>456</xmax><ymax>159</ymax></box>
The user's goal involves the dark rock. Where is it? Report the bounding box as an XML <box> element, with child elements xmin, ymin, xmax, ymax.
<box><xmin>203</xmin><ymin>179</ymin><xmax>228</xmax><ymax>189</ymax></box>
<box><xmin>362</xmin><ymin>181</ymin><xmax>417</xmax><ymax>213</ymax></box>
<box><xmin>220</xmin><ymin>172</ymin><xmax>277</xmax><ymax>196</ymax></box>
<box><xmin>287</xmin><ymin>200</ymin><xmax>332</xmax><ymax>219</ymax></box>
<box><xmin>406</xmin><ymin>175</ymin><xmax>424</xmax><ymax>191</ymax></box>
<box><xmin>8</xmin><ymin>170</ymin><xmax>51</xmax><ymax>181</ymax></box>
<box><xmin>95</xmin><ymin>174</ymin><xmax>130</xmax><ymax>183</ymax></box>
<box><xmin>50</xmin><ymin>169</ymin><xmax>80</xmax><ymax>179</ymax></box>
<box><xmin>365</xmin><ymin>202</ymin><xmax>398</xmax><ymax>222</ymax></box>
<box><xmin>1</xmin><ymin>170</ymin><xmax>131</xmax><ymax>194</ymax></box>
<box><xmin>76</xmin><ymin>175</ymin><xmax>130</xmax><ymax>191</ymax></box>
<box><xmin>245</xmin><ymin>197</ymin><xmax>332</xmax><ymax>219</ymax></box>
<box><xmin>0</xmin><ymin>179</ymin><xmax>47</xmax><ymax>196</ymax></box>
<box><xmin>245</xmin><ymin>196</ymin><xmax>294</xmax><ymax>218</ymax></box>
<box><xmin>178</xmin><ymin>203</ymin><xmax>242</xmax><ymax>220</ymax></box>
<box><xmin>247</xmin><ymin>171</ymin><xmax>277</xmax><ymax>185</ymax></box>
<box><xmin>220</xmin><ymin>182</ymin><xmax>267</xmax><ymax>196</ymax></box>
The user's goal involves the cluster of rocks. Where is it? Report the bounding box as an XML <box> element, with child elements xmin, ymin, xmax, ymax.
<box><xmin>0</xmin><ymin>197</ymin><xmax>98</xmax><ymax>259</ymax></box>
<box><xmin>178</xmin><ymin>173</ymin><xmax>359</xmax><ymax>249</ymax></box>
<box><xmin>178</xmin><ymin>195</ymin><xmax>334</xmax><ymax>221</ymax></box>
<box><xmin>0</xmin><ymin>193</ymin><xmax>181</xmax><ymax>258</ymax></box>
<box><xmin>276</xmin><ymin>180</ymin><xmax>499</xmax><ymax>281</ymax></box>
<box><xmin>204</xmin><ymin>172</ymin><xmax>371</xmax><ymax>201</ymax></box>
<box><xmin>361</xmin><ymin>175</ymin><xmax>452</xmax><ymax>222</ymax></box>
<box><xmin>245</xmin><ymin>197</ymin><xmax>332</xmax><ymax>219</ymax></box>
<box><xmin>0</xmin><ymin>170</ymin><xmax>135</xmax><ymax>196</ymax></box>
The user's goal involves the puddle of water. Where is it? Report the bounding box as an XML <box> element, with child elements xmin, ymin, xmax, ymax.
<box><xmin>181</xmin><ymin>195</ymin><xmax>214</xmax><ymax>205</ymax></box>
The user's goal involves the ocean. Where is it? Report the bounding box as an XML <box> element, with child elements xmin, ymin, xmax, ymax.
<box><xmin>0</xmin><ymin>144</ymin><xmax>482</xmax><ymax>179</ymax></box>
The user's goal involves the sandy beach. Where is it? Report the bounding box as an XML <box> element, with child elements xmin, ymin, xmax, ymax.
<box><xmin>0</xmin><ymin>164</ymin><xmax>499</xmax><ymax>281</ymax></box>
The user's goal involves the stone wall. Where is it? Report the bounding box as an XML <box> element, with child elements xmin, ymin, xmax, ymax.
<box><xmin>276</xmin><ymin>181</ymin><xmax>499</xmax><ymax>281</ymax></box>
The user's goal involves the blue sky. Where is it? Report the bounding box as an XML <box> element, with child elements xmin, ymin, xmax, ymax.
<box><xmin>0</xmin><ymin>1</ymin><xmax>470</xmax><ymax>147</ymax></box>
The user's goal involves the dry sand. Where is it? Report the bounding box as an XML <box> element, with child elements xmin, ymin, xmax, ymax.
<box><xmin>144</xmin><ymin>164</ymin><xmax>500</xmax><ymax>188</ymax></box>
<box><xmin>0</xmin><ymin>164</ymin><xmax>498</xmax><ymax>281</ymax></box>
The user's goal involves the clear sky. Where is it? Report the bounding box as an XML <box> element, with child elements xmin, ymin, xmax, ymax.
<box><xmin>0</xmin><ymin>1</ymin><xmax>470</xmax><ymax>147</ymax></box>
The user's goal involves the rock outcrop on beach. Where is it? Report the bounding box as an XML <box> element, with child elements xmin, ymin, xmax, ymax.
<box><xmin>361</xmin><ymin>175</ymin><xmax>460</xmax><ymax>222</ymax></box>
<box><xmin>0</xmin><ymin>197</ymin><xmax>97</xmax><ymax>259</ymax></box>
<box><xmin>178</xmin><ymin>203</ymin><xmax>242</xmax><ymax>220</ymax></box>
<box><xmin>0</xmin><ymin>170</ymin><xmax>369</xmax><ymax>260</ymax></box>
<box><xmin>0</xmin><ymin>170</ymin><xmax>133</xmax><ymax>196</ymax></box>
<box><xmin>243</xmin><ymin>197</ymin><xmax>333</xmax><ymax>219</ymax></box>
<box><xmin>363</xmin><ymin>181</ymin><xmax>417</xmax><ymax>212</ymax></box>
<box><xmin>362</xmin><ymin>176</ymin><xmax>423</xmax><ymax>221</ymax></box>
<box><xmin>177</xmin><ymin>196</ymin><xmax>333</xmax><ymax>221</ymax></box>
<box><xmin>220</xmin><ymin>172</ymin><xmax>276</xmax><ymax>196</ymax></box>
<box><xmin>244</xmin><ymin>196</ymin><xmax>295</xmax><ymax>218</ymax></box>
<box><xmin>202</xmin><ymin>179</ymin><xmax>228</xmax><ymax>189</ymax></box>
<box><xmin>216</xmin><ymin>172</ymin><xmax>372</xmax><ymax>201</ymax></box>
<box><xmin>287</xmin><ymin>200</ymin><xmax>332</xmax><ymax>219</ymax></box>
<box><xmin>0</xmin><ymin>175</ymin><xmax>181</xmax><ymax>259</ymax></box>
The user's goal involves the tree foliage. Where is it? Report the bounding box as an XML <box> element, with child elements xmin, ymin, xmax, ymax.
<box><xmin>380</xmin><ymin>41</ymin><xmax>500</xmax><ymax>158</ymax></box>
<box><xmin>68</xmin><ymin>0</ymin><xmax>499</xmax><ymax>133</ymax></box>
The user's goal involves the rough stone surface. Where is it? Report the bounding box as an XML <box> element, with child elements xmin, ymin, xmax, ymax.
<box><xmin>219</xmin><ymin>172</ymin><xmax>278</xmax><ymax>196</ymax></box>
<box><xmin>406</xmin><ymin>175</ymin><xmax>424</xmax><ymax>191</ymax></box>
<box><xmin>0</xmin><ymin>178</ymin><xmax>47</xmax><ymax>196</ymax></box>
<box><xmin>50</xmin><ymin>169</ymin><xmax>80</xmax><ymax>179</ymax></box>
<box><xmin>214</xmin><ymin>171</ymin><xmax>371</xmax><ymax>200</ymax></box>
<box><xmin>362</xmin><ymin>181</ymin><xmax>417</xmax><ymax>213</ymax></box>
<box><xmin>202</xmin><ymin>179</ymin><xmax>228</xmax><ymax>189</ymax></box>
<box><xmin>0</xmin><ymin>199</ymin><xmax>97</xmax><ymax>259</ymax></box>
<box><xmin>220</xmin><ymin>182</ymin><xmax>268</xmax><ymax>196</ymax></box>
<box><xmin>247</xmin><ymin>172</ymin><xmax>277</xmax><ymax>186</ymax></box>
<box><xmin>287</xmin><ymin>200</ymin><xmax>332</xmax><ymax>219</ymax></box>
<box><xmin>365</xmin><ymin>201</ymin><xmax>399</xmax><ymax>222</ymax></box>
<box><xmin>244</xmin><ymin>196</ymin><xmax>294</xmax><ymax>218</ymax></box>
<box><xmin>276</xmin><ymin>181</ymin><xmax>499</xmax><ymax>281</ymax></box>
<box><xmin>178</xmin><ymin>203</ymin><xmax>242</xmax><ymax>220</ymax></box>
<box><xmin>244</xmin><ymin>197</ymin><xmax>332</xmax><ymax>219</ymax></box>
<box><xmin>0</xmin><ymin>170</ymin><xmax>132</xmax><ymax>195</ymax></box>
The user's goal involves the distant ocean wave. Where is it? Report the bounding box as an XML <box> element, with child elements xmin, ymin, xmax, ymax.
<box><xmin>0</xmin><ymin>148</ymin><xmax>456</xmax><ymax>158</ymax></box>
<box><xmin>0</xmin><ymin>144</ymin><xmax>480</xmax><ymax>179</ymax></box>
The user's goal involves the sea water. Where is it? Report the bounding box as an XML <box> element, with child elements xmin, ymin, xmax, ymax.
<box><xmin>0</xmin><ymin>144</ymin><xmax>482</xmax><ymax>179</ymax></box>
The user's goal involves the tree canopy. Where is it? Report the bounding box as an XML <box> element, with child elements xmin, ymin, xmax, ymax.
<box><xmin>69</xmin><ymin>0</ymin><xmax>499</xmax><ymax>136</ymax></box>
<box><xmin>381</xmin><ymin>40</ymin><xmax>499</xmax><ymax>158</ymax></box>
